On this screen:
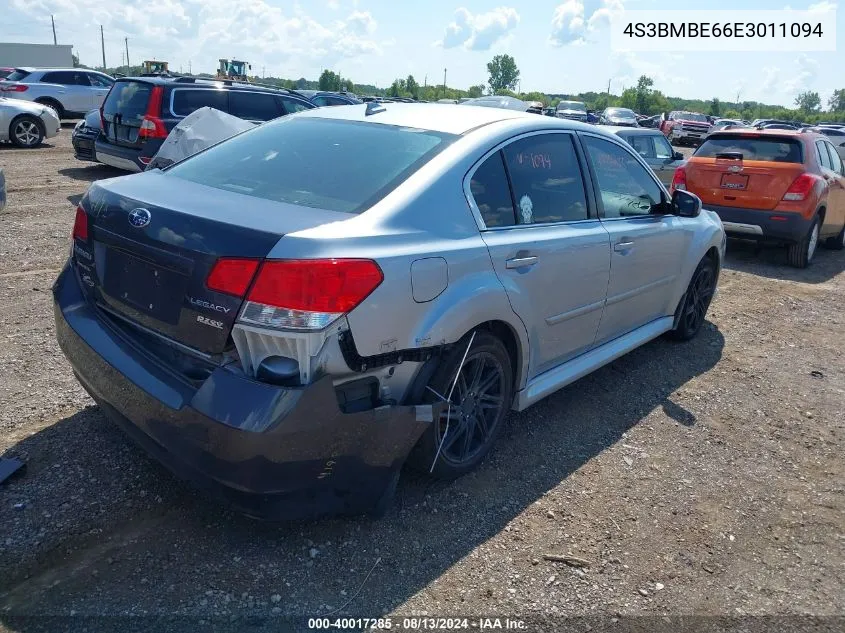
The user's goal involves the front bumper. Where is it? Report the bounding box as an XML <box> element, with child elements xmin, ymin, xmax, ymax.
<box><xmin>706</xmin><ymin>204</ymin><xmax>812</xmax><ymax>243</ymax></box>
<box><xmin>72</xmin><ymin>128</ymin><xmax>98</xmax><ymax>162</ymax></box>
<box><xmin>53</xmin><ymin>262</ymin><xmax>436</xmax><ymax>520</ymax></box>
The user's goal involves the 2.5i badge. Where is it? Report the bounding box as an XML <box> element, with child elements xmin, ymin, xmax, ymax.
<box><xmin>197</xmin><ymin>315</ymin><xmax>224</xmax><ymax>329</ymax></box>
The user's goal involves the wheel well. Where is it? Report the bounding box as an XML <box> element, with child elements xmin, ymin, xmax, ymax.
<box><xmin>817</xmin><ymin>206</ymin><xmax>826</xmax><ymax>223</ymax></box>
<box><xmin>477</xmin><ymin>320</ymin><xmax>521</xmax><ymax>386</ymax></box>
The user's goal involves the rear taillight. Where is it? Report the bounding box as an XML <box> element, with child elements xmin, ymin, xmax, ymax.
<box><xmin>782</xmin><ymin>173</ymin><xmax>818</xmax><ymax>201</ymax></box>
<box><xmin>72</xmin><ymin>206</ymin><xmax>88</xmax><ymax>241</ymax></box>
<box><xmin>0</xmin><ymin>84</ymin><xmax>28</xmax><ymax>92</ymax></box>
<box><xmin>670</xmin><ymin>164</ymin><xmax>687</xmax><ymax>192</ymax></box>
<box><xmin>139</xmin><ymin>86</ymin><xmax>167</xmax><ymax>139</ymax></box>
<box><xmin>206</xmin><ymin>258</ymin><xmax>260</xmax><ymax>297</ymax></box>
<box><xmin>239</xmin><ymin>259</ymin><xmax>384</xmax><ymax>331</ymax></box>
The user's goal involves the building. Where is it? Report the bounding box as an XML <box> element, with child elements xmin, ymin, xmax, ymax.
<box><xmin>0</xmin><ymin>43</ymin><xmax>74</xmax><ymax>68</ymax></box>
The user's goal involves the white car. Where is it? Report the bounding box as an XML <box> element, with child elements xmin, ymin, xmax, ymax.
<box><xmin>0</xmin><ymin>67</ymin><xmax>114</xmax><ymax>120</ymax></box>
<box><xmin>0</xmin><ymin>97</ymin><xmax>61</xmax><ymax>147</ymax></box>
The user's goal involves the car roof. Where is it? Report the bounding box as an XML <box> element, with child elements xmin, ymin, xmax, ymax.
<box><xmin>603</xmin><ymin>126</ymin><xmax>661</xmax><ymax>135</ymax></box>
<box><xmin>114</xmin><ymin>76</ymin><xmax>298</xmax><ymax>95</ymax></box>
<box><xmin>15</xmin><ymin>67</ymin><xmax>107</xmax><ymax>73</ymax></box>
<box><xmin>296</xmin><ymin>102</ymin><xmax>599</xmax><ymax>136</ymax></box>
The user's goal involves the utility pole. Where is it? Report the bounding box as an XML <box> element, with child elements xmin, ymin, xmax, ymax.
<box><xmin>443</xmin><ymin>68</ymin><xmax>447</xmax><ymax>96</ymax></box>
<box><xmin>607</xmin><ymin>78</ymin><xmax>611</xmax><ymax>97</ymax></box>
<box><xmin>188</xmin><ymin>60</ymin><xmax>192</xmax><ymax>74</ymax></box>
<box><xmin>51</xmin><ymin>15</ymin><xmax>57</xmax><ymax>45</ymax></box>
<box><xmin>100</xmin><ymin>25</ymin><xmax>106</xmax><ymax>70</ymax></box>
<box><xmin>424</xmin><ymin>74</ymin><xmax>427</xmax><ymax>88</ymax></box>
<box><xmin>262</xmin><ymin>66</ymin><xmax>265</xmax><ymax>78</ymax></box>
<box><xmin>124</xmin><ymin>37</ymin><xmax>129</xmax><ymax>69</ymax></box>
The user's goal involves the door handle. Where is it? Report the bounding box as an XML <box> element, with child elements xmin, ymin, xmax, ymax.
<box><xmin>505</xmin><ymin>256</ymin><xmax>538</xmax><ymax>269</ymax></box>
<box><xmin>614</xmin><ymin>241</ymin><xmax>635</xmax><ymax>252</ymax></box>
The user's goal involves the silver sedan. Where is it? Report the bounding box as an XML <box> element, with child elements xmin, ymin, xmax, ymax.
<box><xmin>0</xmin><ymin>97</ymin><xmax>61</xmax><ymax>148</ymax></box>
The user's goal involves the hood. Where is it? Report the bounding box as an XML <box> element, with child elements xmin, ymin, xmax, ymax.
<box><xmin>0</xmin><ymin>97</ymin><xmax>51</xmax><ymax>117</ymax></box>
<box><xmin>676</xmin><ymin>118</ymin><xmax>709</xmax><ymax>126</ymax></box>
<box><xmin>558</xmin><ymin>108</ymin><xmax>586</xmax><ymax>116</ymax></box>
<box><xmin>462</xmin><ymin>96</ymin><xmax>530</xmax><ymax>111</ymax></box>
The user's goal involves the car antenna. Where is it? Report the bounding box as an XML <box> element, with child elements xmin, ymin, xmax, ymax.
<box><xmin>365</xmin><ymin>101</ymin><xmax>386</xmax><ymax>116</ymax></box>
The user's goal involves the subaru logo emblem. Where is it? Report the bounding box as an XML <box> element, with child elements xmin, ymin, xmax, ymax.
<box><xmin>128</xmin><ymin>208</ymin><xmax>151</xmax><ymax>228</ymax></box>
<box><xmin>728</xmin><ymin>165</ymin><xmax>743</xmax><ymax>173</ymax></box>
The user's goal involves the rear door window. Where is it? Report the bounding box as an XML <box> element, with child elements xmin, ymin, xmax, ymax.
<box><xmin>469</xmin><ymin>152</ymin><xmax>516</xmax><ymax>228</ymax></box>
<box><xmin>279</xmin><ymin>97</ymin><xmax>313</xmax><ymax>114</ymax></box>
<box><xmin>626</xmin><ymin>135</ymin><xmax>655</xmax><ymax>159</ymax></box>
<box><xmin>87</xmin><ymin>73</ymin><xmax>114</xmax><ymax>88</ymax></box>
<box><xmin>816</xmin><ymin>141</ymin><xmax>832</xmax><ymax>170</ymax></box>
<box><xmin>41</xmin><ymin>71</ymin><xmax>78</xmax><ymax>85</ymax></box>
<box><xmin>826</xmin><ymin>142</ymin><xmax>843</xmax><ymax>174</ymax></box>
<box><xmin>696</xmin><ymin>135</ymin><xmax>804</xmax><ymax>163</ymax></box>
<box><xmin>501</xmin><ymin>134</ymin><xmax>589</xmax><ymax>224</ymax></box>
<box><xmin>171</xmin><ymin>89</ymin><xmax>228</xmax><ymax>117</ymax></box>
<box><xmin>229</xmin><ymin>91</ymin><xmax>282</xmax><ymax>121</ymax></box>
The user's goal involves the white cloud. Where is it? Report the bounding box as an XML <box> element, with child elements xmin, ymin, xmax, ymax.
<box><xmin>438</xmin><ymin>7</ymin><xmax>520</xmax><ymax>51</ymax></box>
<box><xmin>588</xmin><ymin>0</ymin><xmax>624</xmax><ymax>31</ymax></box>
<box><xmin>549</xmin><ymin>0</ymin><xmax>586</xmax><ymax>46</ymax></box>
<box><xmin>807</xmin><ymin>1</ymin><xmax>837</xmax><ymax>12</ymax></box>
<box><xmin>611</xmin><ymin>51</ymin><xmax>689</xmax><ymax>89</ymax></box>
<box><xmin>10</xmin><ymin>0</ymin><xmax>381</xmax><ymax>76</ymax></box>
<box><xmin>782</xmin><ymin>54</ymin><xmax>819</xmax><ymax>95</ymax></box>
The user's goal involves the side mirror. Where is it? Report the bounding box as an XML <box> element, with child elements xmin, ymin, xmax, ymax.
<box><xmin>672</xmin><ymin>189</ymin><xmax>702</xmax><ymax>218</ymax></box>
<box><xmin>673</xmin><ymin>151</ymin><xmax>684</xmax><ymax>161</ymax></box>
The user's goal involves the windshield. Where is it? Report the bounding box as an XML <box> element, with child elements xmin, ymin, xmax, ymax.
<box><xmin>167</xmin><ymin>117</ymin><xmax>456</xmax><ymax>214</ymax></box>
<box><xmin>695</xmin><ymin>135</ymin><xmax>804</xmax><ymax>163</ymax></box>
<box><xmin>677</xmin><ymin>112</ymin><xmax>709</xmax><ymax>122</ymax></box>
<box><xmin>557</xmin><ymin>101</ymin><xmax>586</xmax><ymax>111</ymax></box>
<box><xmin>607</xmin><ymin>108</ymin><xmax>636</xmax><ymax>119</ymax></box>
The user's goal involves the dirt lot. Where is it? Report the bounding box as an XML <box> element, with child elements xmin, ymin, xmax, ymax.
<box><xmin>0</xmin><ymin>130</ymin><xmax>843</xmax><ymax>632</ymax></box>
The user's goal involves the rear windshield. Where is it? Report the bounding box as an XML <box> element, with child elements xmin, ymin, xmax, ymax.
<box><xmin>695</xmin><ymin>135</ymin><xmax>804</xmax><ymax>163</ymax></box>
<box><xmin>166</xmin><ymin>117</ymin><xmax>456</xmax><ymax>214</ymax></box>
<box><xmin>103</xmin><ymin>81</ymin><xmax>152</xmax><ymax>122</ymax></box>
<box><xmin>6</xmin><ymin>70</ymin><xmax>31</xmax><ymax>82</ymax></box>
<box><xmin>558</xmin><ymin>101</ymin><xmax>586</xmax><ymax>111</ymax></box>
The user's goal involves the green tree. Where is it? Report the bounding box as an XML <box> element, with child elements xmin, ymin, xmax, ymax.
<box><xmin>487</xmin><ymin>54</ymin><xmax>520</xmax><ymax>93</ymax></box>
<box><xmin>405</xmin><ymin>75</ymin><xmax>419</xmax><ymax>99</ymax></box>
<box><xmin>633</xmin><ymin>75</ymin><xmax>654</xmax><ymax>114</ymax></box>
<box><xmin>709</xmin><ymin>98</ymin><xmax>721</xmax><ymax>117</ymax></box>
<box><xmin>467</xmin><ymin>84</ymin><xmax>485</xmax><ymax>98</ymax></box>
<box><xmin>828</xmin><ymin>89</ymin><xmax>845</xmax><ymax>112</ymax></box>
<box><xmin>795</xmin><ymin>90</ymin><xmax>821</xmax><ymax>114</ymax></box>
<box><xmin>522</xmin><ymin>91</ymin><xmax>548</xmax><ymax>105</ymax></box>
<box><xmin>318</xmin><ymin>70</ymin><xmax>343</xmax><ymax>92</ymax></box>
<box><xmin>388</xmin><ymin>78</ymin><xmax>406</xmax><ymax>97</ymax></box>
<box><xmin>723</xmin><ymin>109</ymin><xmax>741</xmax><ymax>119</ymax></box>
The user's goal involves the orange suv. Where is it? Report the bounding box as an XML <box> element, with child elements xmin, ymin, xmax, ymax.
<box><xmin>672</xmin><ymin>129</ymin><xmax>845</xmax><ymax>267</ymax></box>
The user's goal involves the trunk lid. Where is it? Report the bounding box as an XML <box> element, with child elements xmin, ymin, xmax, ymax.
<box><xmin>685</xmin><ymin>134</ymin><xmax>806</xmax><ymax>210</ymax></box>
<box><xmin>101</xmin><ymin>79</ymin><xmax>154</xmax><ymax>149</ymax></box>
<box><xmin>76</xmin><ymin>171</ymin><xmax>352</xmax><ymax>354</ymax></box>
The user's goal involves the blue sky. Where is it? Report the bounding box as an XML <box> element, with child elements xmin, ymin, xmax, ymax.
<box><xmin>4</xmin><ymin>0</ymin><xmax>841</xmax><ymax>106</ymax></box>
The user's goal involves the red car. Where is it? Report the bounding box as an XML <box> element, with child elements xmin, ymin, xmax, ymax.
<box><xmin>660</xmin><ymin>111</ymin><xmax>711</xmax><ymax>146</ymax></box>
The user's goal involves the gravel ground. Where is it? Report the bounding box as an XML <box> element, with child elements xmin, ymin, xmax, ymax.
<box><xmin>0</xmin><ymin>131</ymin><xmax>843</xmax><ymax>633</ymax></box>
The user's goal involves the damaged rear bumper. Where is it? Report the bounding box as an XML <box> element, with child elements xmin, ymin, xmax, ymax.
<box><xmin>53</xmin><ymin>263</ymin><xmax>436</xmax><ymax>520</ymax></box>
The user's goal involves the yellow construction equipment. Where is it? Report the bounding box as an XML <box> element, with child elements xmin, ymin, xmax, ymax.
<box><xmin>142</xmin><ymin>60</ymin><xmax>169</xmax><ymax>75</ymax></box>
<box><xmin>217</xmin><ymin>59</ymin><xmax>251</xmax><ymax>82</ymax></box>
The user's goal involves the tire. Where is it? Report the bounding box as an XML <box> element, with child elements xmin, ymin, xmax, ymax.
<box><xmin>407</xmin><ymin>330</ymin><xmax>514</xmax><ymax>480</ymax></box>
<box><xmin>787</xmin><ymin>216</ymin><xmax>820</xmax><ymax>268</ymax></box>
<box><xmin>825</xmin><ymin>222</ymin><xmax>845</xmax><ymax>250</ymax></box>
<box><xmin>9</xmin><ymin>115</ymin><xmax>44</xmax><ymax>148</ymax></box>
<box><xmin>668</xmin><ymin>256</ymin><xmax>717</xmax><ymax>341</ymax></box>
<box><xmin>35</xmin><ymin>98</ymin><xmax>64</xmax><ymax>120</ymax></box>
